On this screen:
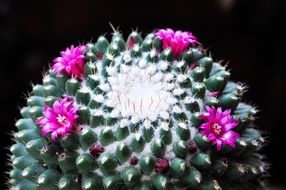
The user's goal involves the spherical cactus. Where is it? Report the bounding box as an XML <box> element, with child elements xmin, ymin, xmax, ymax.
<box><xmin>9</xmin><ymin>28</ymin><xmax>267</xmax><ymax>190</ymax></box>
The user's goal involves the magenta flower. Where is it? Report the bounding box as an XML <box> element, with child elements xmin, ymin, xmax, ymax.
<box><xmin>52</xmin><ymin>45</ymin><xmax>86</xmax><ymax>79</ymax></box>
<box><xmin>36</xmin><ymin>97</ymin><xmax>79</xmax><ymax>141</ymax></box>
<box><xmin>199</xmin><ymin>106</ymin><xmax>240</xmax><ymax>150</ymax></box>
<box><xmin>155</xmin><ymin>28</ymin><xmax>199</xmax><ymax>57</ymax></box>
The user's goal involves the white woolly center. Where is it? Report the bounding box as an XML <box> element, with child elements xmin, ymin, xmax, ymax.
<box><xmin>107</xmin><ymin>64</ymin><xmax>174</xmax><ymax>121</ymax></box>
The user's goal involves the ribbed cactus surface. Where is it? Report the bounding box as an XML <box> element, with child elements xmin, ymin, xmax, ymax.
<box><xmin>9</xmin><ymin>28</ymin><xmax>266</xmax><ymax>190</ymax></box>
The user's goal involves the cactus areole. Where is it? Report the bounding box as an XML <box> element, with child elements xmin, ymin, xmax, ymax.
<box><xmin>9</xmin><ymin>28</ymin><xmax>266</xmax><ymax>190</ymax></box>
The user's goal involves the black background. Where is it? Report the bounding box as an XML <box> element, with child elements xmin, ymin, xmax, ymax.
<box><xmin>0</xmin><ymin>0</ymin><xmax>285</xmax><ymax>189</ymax></box>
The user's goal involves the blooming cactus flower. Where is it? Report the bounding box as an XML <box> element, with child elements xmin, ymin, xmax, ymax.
<box><xmin>9</xmin><ymin>29</ymin><xmax>266</xmax><ymax>190</ymax></box>
<box><xmin>36</xmin><ymin>97</ymin><xmax>79</xmax><ymax>141</ymax></box>
<box><xmin>199</xmin><ymin>106</ymin><xmax>240</xmax><ymax>150</ymax></box>
<box><xmin>52</xmin><ymin>45</ymin><xmax>86</xmax><ymax>79</ymax></box>
<box><xmin>155</xmin><ymin>28</ymin><xmax>198</xmax><ymax>57</ymax></box>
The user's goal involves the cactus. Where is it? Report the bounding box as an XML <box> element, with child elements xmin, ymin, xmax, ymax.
<box><xmin>8</xmin><ymin>28</ymin><xmax>267</xmax><ymax>190</ymax></box>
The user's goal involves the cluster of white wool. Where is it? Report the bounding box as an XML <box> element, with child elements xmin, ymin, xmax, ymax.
<box><xmin>73</xmin><ymin>47</ymin><xmax>204</xmax><ymax>179</ymax></box>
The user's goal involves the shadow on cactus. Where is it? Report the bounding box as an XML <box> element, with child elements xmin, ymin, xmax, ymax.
<box><xmin>9</xmin><ymin>27</ymin><xmax>267</xmax><ymax>190</ymax></box>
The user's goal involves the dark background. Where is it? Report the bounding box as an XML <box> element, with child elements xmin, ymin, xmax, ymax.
<box><xmin>1</xmin><ymin>0</ymin><xmax>285</xmax><ymax>189</ymax></box>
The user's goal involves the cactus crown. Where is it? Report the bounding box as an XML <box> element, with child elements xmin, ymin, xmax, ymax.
<box><xmin>9</xmin><ymin>28</ymin><xmax>266</xmax><ymax>190</ymax></box>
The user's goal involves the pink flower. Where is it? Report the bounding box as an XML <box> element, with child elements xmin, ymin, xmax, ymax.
<box><xmin>199</xmin><ymin>106</ymin><xmax>240</xmax><ymax>150</ymax></box>
<box><xmin>155</xmin><ymin>28</ymin><xmax>199</xmax><ymax>57</ymax></box>
<box><xmin>36</xmin><ymin>97</ymin><xmax>79</xmax><ymax>141</ymax></box>
<box><xmin>52</xmin><ymin>45</ymin><xmax>86</xmax><ymax>79</ymax></box>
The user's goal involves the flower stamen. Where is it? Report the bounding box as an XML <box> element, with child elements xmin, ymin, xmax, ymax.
<box><xmin>57</xmin><ymin>114</ymin><xmax>68</xmax><ymax>125</ymax></box>
<box><xmin>211</xmin><ymin>123</ymin><xmax>222</xmax><ymax>136</ymax></box>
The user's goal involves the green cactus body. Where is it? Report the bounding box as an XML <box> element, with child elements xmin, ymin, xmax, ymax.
<box><xmin>9</xmin><ymin>29</ymin><xmax>266</xmax><ymax>190</ymax></box>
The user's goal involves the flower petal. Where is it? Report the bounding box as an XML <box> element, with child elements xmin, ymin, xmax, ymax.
<box><xmin>51</xmin><ymin>45</ymin><xmax>86</xmax><ymax>79</ymax></box>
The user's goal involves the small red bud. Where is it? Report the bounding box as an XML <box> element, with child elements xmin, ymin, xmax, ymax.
<box><xmin>89</xmin><ymin>143</ymin><xmax>104</xmax><ymax>157</ymax></box>
<box><xmin>130</xmin><ymin>156</ymin><xmax>139</xmax><ymax>165</ymax></box>
<box><xmin>155</xmin><ymin>159</ymin><xmax>169</xmax><ymax>172</ymax></box>
<box><xmin>188</xmin><ymin>141</ymin><xmax>197</xmax><ymax>154</ymax></box>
